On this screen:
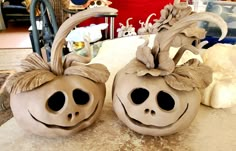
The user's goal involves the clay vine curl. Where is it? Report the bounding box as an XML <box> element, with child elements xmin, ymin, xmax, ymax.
<box><xmin>6</xmin><ymin>7</ymin><xmax>118</xmax><ymax>94</ymax></box>
<box><xmin>126</xmin><ymin>12</ymin><xmax>227</xmax><ymax>91</ymax></box>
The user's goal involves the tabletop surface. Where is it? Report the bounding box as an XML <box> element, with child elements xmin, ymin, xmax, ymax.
<box><xmin>0</xmin><ymin>35</ymin><xmax>236</xmax><ymax>151</ymax></box>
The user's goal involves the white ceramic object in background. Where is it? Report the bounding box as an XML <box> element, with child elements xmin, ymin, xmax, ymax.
<box><xmin>117</xmin><ymin>18</ymin><xmax>137</xmax><ymax>38</ymax></box>
<box><xmin>201</xmin><ymin>44</ymin><xmax>236</xmax><ymax>110</ymax></box>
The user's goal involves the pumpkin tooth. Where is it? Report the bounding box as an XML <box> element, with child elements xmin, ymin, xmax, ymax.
<box><xmin>21</xmin><ymin>53</ymin><xmax>50</xmax><ymax>71</ymax></box>
<box><xmin>6</xmin><ymin>70</ymin><xmax>56</xmax><ymax>94</ymax></box>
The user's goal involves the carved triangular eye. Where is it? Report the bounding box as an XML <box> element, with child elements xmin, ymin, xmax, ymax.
<box><xmin>73</xmin><ymin>89</ymin><xmax>90</xmax><ymax>105</ymax></box>
<box><xmin>157</xmin><ymin>91</ymin><xmax>175</xmax><ymax>111</ymax></box>
<box><xmin>131</xmin><ymin>88</ymin><xmax>149</xmax><ymax>105</ymax></box>
<box><xmin>47</xmin><ymin>91</ymin><xmax>65</xmax><ymax>112</ymax></box>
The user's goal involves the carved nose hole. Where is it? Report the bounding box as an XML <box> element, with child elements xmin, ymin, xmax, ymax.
<box><xmin>68</xmin><ymin>113</ymin><xmax>72</xmax><ymax>120</ymax></box>
<box><xmin>151</xmin><ymin>110</ymin><xmax>156</xmax><ymax>116</ymax></box>
<box><xmin>144</xmin><ymin>109</ymin><xmax>149</xmax><ymax>114</ymax></box>
<box><xmin>75</xmin><ymin>112</ymin><xmax>79</xmax><ymax>116</ymax></box>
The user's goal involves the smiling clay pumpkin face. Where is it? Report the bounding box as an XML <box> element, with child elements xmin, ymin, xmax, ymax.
<box><xmin>10</xmin><ymin>76</ymin><xmax>105</xmax><ymax>137</ymax></box>
<box><xmin>112</xmin><ymin>68</ymin><xmax>201</xmax><ymax>136</ymax></box>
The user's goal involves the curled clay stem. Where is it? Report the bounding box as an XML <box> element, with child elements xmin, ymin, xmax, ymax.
<box><xmin>126</xmin><ymin>18</ymin><xmax>133</xmax><ymax>27</ymax></box>
<box><xmin>145</xmin><ymin>13</ymin><xmax>156</xmax><ymax>28</ymax></box>
<box><xmin>119</xmin><ymin>23</ymin><xmax>124</xmax><ymax>27</ymax></box>
<box><xmin>63</xmin><ymin>37</ymin><xmax>92</xmax><ymax>69</ymax></box>
<box><xmin>154</xmin><ymin>12</ymin><xmax>227</xmax><ymax>56</ymax></box>
<box><xmin>196</xmin><ymin>41</ymin><xmax>208</xmax><ymax>49</ymax></box>
<box><xmin>139</xmin><ymin>20</ymin><xmax>144</xmax><ymax>27</ymax></box>
<box><xmin>139</xmin><ymin>36</ymin><xmax>149</xmax><ymax>48</ymax></box>
<box><xmin>151</xmin><ymin>12</ymin><xmax>227</xmax><ymax>74</ymax></box>
<box><xmin>173</xmin><ymin>44</ymin><xmax>200</xmax><ymax>65</ymax></box>
<box><xmin>50</xmin><ymin>7</ymin><xmax>118</xmax><ymax>75</ymax></box>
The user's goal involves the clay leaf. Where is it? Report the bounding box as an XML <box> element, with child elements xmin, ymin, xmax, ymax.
<box><xmin>163</xmin><ymin>14</ymin><xmax>173</xmax><ymax>25</ymax></box>
<box><xmin>125</xmin><ymin>59</ymin><xmax>162</xmax><ymax>77</ymax></box>
<box><xmin>160</xmin><ymin>9</ymin><xmax>168</xmax><ymax>21</ymax></box>
<box><xmin>63</xmin><ymin>53</ymin><xmax>92</xmax><ymax>69</ymax></box>
<box><xmin>21</xmin><ymin>53</ymin><xmax>50</xmax><ymax>72</ymax></box>
<box><xmin>176</xmin><ymin>6</ymin><xmax>192</xmax><ymax>20</ymax></box>
<box><xmin>6</xmin><ymin>70</ymin><xmax>56</xmax><ymax>94</ymax></box>
<box><xmin>159</xmin><ymin>4</ymin><xmax>174</xmax><ymax>22</ymax></box>
<box><xmin>64</xmin><ymin>63</ymin><xmax>110</xmax><ymax>83</ymax></box>
<box><xmin>164</xmin><ymin>59</ymin><xmax>213</xmax><ymax>91</ymax></box>
<box><xmin>125</xmin><ymin>59</ymin><xmax>146</xmax><ymax>73</ymax></box>
<box><xmin>137</xmin><ymin>69</ymin><xmax>162</xmax><ymax>77</ymax></box>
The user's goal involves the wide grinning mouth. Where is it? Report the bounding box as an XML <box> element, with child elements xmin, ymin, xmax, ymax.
<box><xmin>28</xmin><ymin>103</ymin><xmax>99</xmax><ymax>130</ymax></box>
<box><xmin>116</xmin><ymin>95</ymin><xmax>189</xmax><ymax>129</ymax></box>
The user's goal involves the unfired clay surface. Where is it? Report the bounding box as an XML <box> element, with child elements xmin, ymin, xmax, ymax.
<box><xmin>112</xmin><ymin>8</ymin><xmax>227</xmax><ymax>136</ymax></box>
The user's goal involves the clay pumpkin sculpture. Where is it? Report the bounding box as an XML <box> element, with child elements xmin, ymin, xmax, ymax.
<box><xmin>112</xmin><ymin>12</ymin><xmax>227</xmax><ymax>136</ymax></box>
<box><xmin>5</xmin><ymin>7</ymin><xmax>117</xmax><ymax>137</ymax></box>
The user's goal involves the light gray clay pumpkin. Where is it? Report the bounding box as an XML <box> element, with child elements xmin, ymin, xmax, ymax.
<box><xmin>112</xmin><ymin>12</ymin><xmax>227</xmax><ymax>136</ymax></box>
<box><xmin>5</xmin><ymin>7</ymin><xmax>117</xmax><ymax>138</ymax></box>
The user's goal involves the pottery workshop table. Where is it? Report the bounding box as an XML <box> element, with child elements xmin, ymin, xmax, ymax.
<box><xmin>63</xmin><ymin>7</ymin><xmax>117</xmax><ymax>39</ymax></box>
<box><xmin>0</xmin><ymin>35</ymin><xmax>236</xmax><ymax>151</ymax></box>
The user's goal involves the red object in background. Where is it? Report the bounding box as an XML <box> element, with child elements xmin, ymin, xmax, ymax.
<box><xmin>79</xmin><ymin>0</ymin><xmax>173</xmax><ymax>38</ymax></box>
<box><xmin>111</xmin><ymin>0</ymin><xmax>173</xmax><ymax>36</ymax></box>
